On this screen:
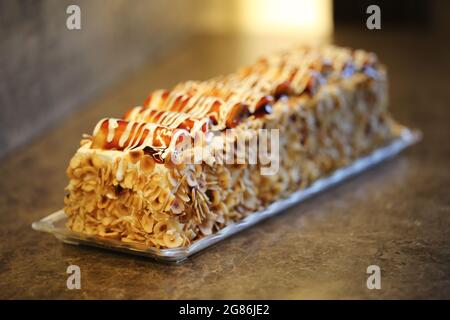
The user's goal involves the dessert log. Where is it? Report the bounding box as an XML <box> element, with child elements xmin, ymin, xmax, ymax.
<box><xmin>64</xmin><ymin>45</ymin><xmax>403</xmax><ymax>248</ymax></box>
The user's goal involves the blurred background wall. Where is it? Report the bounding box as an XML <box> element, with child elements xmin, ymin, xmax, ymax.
<box><xmin>0</xmin><ymin>0</ymin><xmax>447</xmax><ymax>158</ymax></box>
<box><xmin>192</xmin><ymin>0</ymin><xmax>332</xmax><ymax>38</ymax></box>
<box><xmin>0</xmin><ymin>0</ymin><xmax>192</xmax><ymax>158</ymax></box>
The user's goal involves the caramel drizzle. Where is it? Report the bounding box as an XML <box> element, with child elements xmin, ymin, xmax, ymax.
<box><xmin>91</xmin><ymin>118</ymin><xmax>189</xmax><ymax>159</ymax></box>
<box><xmin>142</xmin><ymin>89</ymin><xmax>250</xmax><ymax>129</ymax></box>
<box><xmin>139</xmin><ymin>46</ymin><xmax>378</xmax><ymax>129</ymax></box>
<box><xmin>90</xmin><ymin>45</ymin><xmax>380</xmax><ymax>160</ymax></box>
<box><xmin>123</xmin><ymin>107</ymin><xmax>209</xmax><ymax>133</ymax></box>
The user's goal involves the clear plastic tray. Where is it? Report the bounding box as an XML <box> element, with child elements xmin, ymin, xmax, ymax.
<box><xmin>32</xmin><ymin>128</ymin><xmax>421</xmax><ymax>263</ymax></box>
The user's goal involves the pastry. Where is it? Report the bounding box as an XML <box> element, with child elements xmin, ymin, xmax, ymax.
<box><xmin>64</xmin><ymin>45</ymin><xmax>402</xmax><ymax>248</ymax></box>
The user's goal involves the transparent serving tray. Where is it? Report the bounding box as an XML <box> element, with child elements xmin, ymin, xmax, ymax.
<box><xmin>32</xmin><ymin>128</ymin><xmax>421</xmax><ymax>263</ymax></box>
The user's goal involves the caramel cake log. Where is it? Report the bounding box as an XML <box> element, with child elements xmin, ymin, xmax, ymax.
<box><xmin>64</xmin><ymin>45</ymin><xmax>401</xmax><ymax>249</ymax></box>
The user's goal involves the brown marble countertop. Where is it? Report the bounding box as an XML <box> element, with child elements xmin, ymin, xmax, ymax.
<box><xmin>1</xmin><ymin>32</ymin><xmax>449</xmax><ymax>299</ymax></box>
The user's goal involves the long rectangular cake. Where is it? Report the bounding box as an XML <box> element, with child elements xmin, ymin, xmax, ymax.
<box><xmin>64</xmin><ymin>45</ymin><xmax>403</xmax><ymax>248</ymax></box>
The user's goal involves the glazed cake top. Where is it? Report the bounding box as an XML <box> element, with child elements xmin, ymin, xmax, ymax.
<box><xmin>88</xmin><ymin>45</ymin><xmax>382</xmax><ymax>158</ymax></box>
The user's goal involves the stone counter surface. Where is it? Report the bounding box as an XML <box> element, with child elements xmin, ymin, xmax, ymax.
<box><xmin>0</xmin><ymin>32</ymin><xmax>449</xmax><ymax>299</ymax></box>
